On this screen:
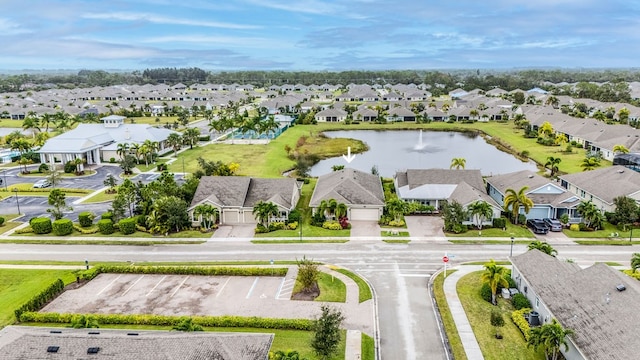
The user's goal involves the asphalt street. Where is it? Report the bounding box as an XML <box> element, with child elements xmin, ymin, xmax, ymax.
<box><xmin>0</xmin><ymin>241</ymin><xmax>635</xmax><ymax>359</ymax></box>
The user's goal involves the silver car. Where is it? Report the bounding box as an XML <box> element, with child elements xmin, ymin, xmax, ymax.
<box><xmin>543</xmin><ymin>218</ymin><xmax>563</xmax><ymax>232</ymax></box>
<box><xmin>33</xmin><ymin>179</ymin><xmax>51</xmax><ymax>188</ymax></box>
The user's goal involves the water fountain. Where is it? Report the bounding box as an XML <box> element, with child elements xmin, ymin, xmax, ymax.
<box><xmin>414</xmin><ymin>129</ymin><xmax>426</xmax><ymax>150</ymax></box>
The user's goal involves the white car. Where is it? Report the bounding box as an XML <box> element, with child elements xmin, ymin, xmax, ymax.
<box><xmin>33</xmin><ymin>179</ymin><xmax>51</xmax><ymax>188</ymax></box>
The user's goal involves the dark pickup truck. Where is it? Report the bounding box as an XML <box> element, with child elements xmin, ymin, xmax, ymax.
<box><xmin>526</xmin><ymin>219</ymin><xmax>549</xmax><ymax>234</ymax></box>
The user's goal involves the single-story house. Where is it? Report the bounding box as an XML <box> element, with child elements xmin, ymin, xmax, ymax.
<box><xmin>38</xmin><ymin>115</ymin><xmax>177</xmax><ymax>167</ymax></box>
<box><xmin>0</xmin><ymin>326</ymin><xmax>273</xmax><ymax>360</ymax></box>
<box><xmin>395</xmin><ymin>169</ymin><xmax>501</xmax><ymax>225</ymax></box>
<box><xmin>188</xmin><ymin>176</ymin><xmax>300</xmax><ymax>225</ymax></box>
<box><xmin>510</xmin><ymin>250</ymin><xmax>640</xmax><ymax>360</ymax></box>
<box><xmin>309</xmin><ymin>168</ymin><xmax>384</xmax><ymax>221</ymax></box>
<box><xmin>558</xmin><ymin>165</ymin><xmax>640</xmax><ymax>213</ymax></box>
<box><xmin>486</xmin><ymin>170</ymin><xmax>582</xmax><ymax>221</ymax></box>
<box><xmin>314</xmin><ymin>108</ymin><xmax>348</xmax><ymax>122</ymax></box>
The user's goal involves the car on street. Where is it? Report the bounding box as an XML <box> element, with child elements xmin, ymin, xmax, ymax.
<box><xmin>527</xmin><ymin>218</ymin><xmax>549</xmax><ymax>234</ymax></box>
<box><xmin>543</xmin><ymin>218</ymin><xmax>563</xmax><ymax>232</ymax></box>
<box><xmin>33</xmin><ymin>179</ymin><xmax>51</xmax><ymax>188</ymax></box>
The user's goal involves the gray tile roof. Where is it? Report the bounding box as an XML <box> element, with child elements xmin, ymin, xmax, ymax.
<box><xmin>0</xmin><ymin>326</ymin><xmax>273</xmax><ymax>360</ymax></box>
<box><xmin>398</xmin><ymin>169</ymin><xmax>485</xmax><ymax>191</ymax></box>
<box><xmin>484</xmin><ymin>170</ymin><xmax>549</xmax><ymax>195</ymax></box>
<box><xmin>310</xmin><ymin>168</ymin><xmax>384</xmax><ymax>207</ymax></box>
<box><xmin>559</xmin><ymin>165</ymin><xmax>640</xmax><ymax>204</ymax></box>
<box><xmin>190</xmin><ymin>176</ymin><xmax>297</xmax><ymax>210</ymax></box>
<box><xmin>511</xmin><ymin>250</ymin><xmax>640</xmax><ymax>360</ymax></box>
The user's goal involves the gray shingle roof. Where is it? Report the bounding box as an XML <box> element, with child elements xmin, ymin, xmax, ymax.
<box><xmin>398</xmin><ymin>169</ymin><xmax>485</xmax><ymax>191</ymax></box>
<box><xmin>310</xmin><ymin>168</ymin><xmax>384</xmax><ymax>207</ymax></box>
<box><xmin>190</xmin><ymin>176</ymin><xmax>297</xmax><ymax>210</ymax></box>
<box><xmin>484</xmin><ymin>170</ymin><xmax>549</xmax><ymax>195</ymax></box>
<box><xmin>511</xmin><ymin>250</ymin><xmax>640</xmax><ymax>360</ymax></box>
<box><xmin>0</xmin><ymin>326</ymin><xmax>273</xmax><ymax>360</ymax></box>
<box><xmin>559</xmin><ymin>165</ymin><xmax>640</xmax><ymax>204</ymax></box>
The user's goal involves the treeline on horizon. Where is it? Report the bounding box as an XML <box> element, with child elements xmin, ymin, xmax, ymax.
<box><xmin>1</xmin><ymin>67</ymin><xmax>639</xmax><ymax>101</ymax></box>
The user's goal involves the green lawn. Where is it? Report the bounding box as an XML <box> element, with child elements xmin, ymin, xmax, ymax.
<box><xmin>457</xmin><ymin>271</ymin><xmax>544</xmax><ymax>360</ymax></box>
<box><xmin>293</xmin><ymin>272</ymin><xmax>347</xmax><ymax>303</ymax></box>
<box><xmin>252</xmin><ymin>240</ymin><xmax>349</xmax><ymax>244</ymax></box>
<box><xmin>134</xmin><ymin>158</ymin><xmax>168</xmax><ymax>173</ymax></box>
<box><xmin>255</xmin><ymin>226</ymin><xmax>350</xmax><ymax>238</ymax></box>
<box><xmin>380</xmin><ymin>230</ymin><xmax>410</xmax><ymax>237</ymax></box>
<box><xmin>0</xmin><ymin>269</ymin><xmax>77</xmax><ymax>326</ymax></box>
<box><xmin>0</xmin><ymin>183</ymin><xmax>90</xmax><ymax>197</ymax></box>
<box><xmin>80</xmin><ymin>190</ymin><xmax>117</xmax><ymax>203</ymax></box>
<box><xmin>382</xmin><ymin>239</ymin><xmax>410</xmax><ymax>244</ymax></box>
<box><xmin>19</xmin><ymin>170</ymin><xmax>96</xmax><ymax>178</ymax></box>
<box><xmin>433</xmin><ymin>270</ymin><xmax>467</xmax><ymax>360</ymax></box>
<box><xmin>361</xmin><ymin>333</ymin><xmax>375</xmax><ymax>360</ymax></box>
<box><xmin>332</xmin><ymin>268</ymin><xmax>373</xmax><ymax>303</ymax></box>
<box><xmin>563</xmin><ymin>222</ymin><xmax>640</xmax><ymax>239</ymax></box>
<box><xmin>446</xmin><ymin>222</ymin><xmax>534</xmax><ymax>238</ymax></box>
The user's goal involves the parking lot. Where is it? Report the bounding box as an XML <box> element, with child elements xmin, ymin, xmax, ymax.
<box><xmin>42</xmin><ymin>273</ymin><xmax>298</xmax><ymax>317</ymax></box>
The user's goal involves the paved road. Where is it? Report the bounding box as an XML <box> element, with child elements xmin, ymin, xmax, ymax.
<box><xmin>0</xmin><ymin>241</ymin><xmax>636</xmax><ymax>360</ymax></box>
<box><xmin>0</xmin><ymin>196</ymin><xmax>109</xmax><ymax>221</ymax></box>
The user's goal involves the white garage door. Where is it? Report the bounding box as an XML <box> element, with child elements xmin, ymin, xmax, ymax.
<box><xmin>350</xmin><ymin>208</ymin><xmax>380</xmax><ymax>221</ymax></box>
<box><xmin>223</xmin><ymin>210</ymin><xmax>240</xmax><ymax>224</ymax></box>
<box><xmin>243</xmin><ymin>211</ymin><xmax>258</xmax><ymax>224</ymax></box>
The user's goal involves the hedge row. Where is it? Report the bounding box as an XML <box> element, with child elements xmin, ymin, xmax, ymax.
<box><xmin>73</xmin><ymin>224</ymin><xmax>99</xmax><ymax>234</ymax></box>
<box><xmin>93</xmin><ymin>265</ymin><xmax>287</xmax><ymax>277</ymax></box>
<box><xmin>19</xmin><ymin>312</ymin><xmax>314</xmax><ymax>330</ymax></box>
<box><xmin>52</xmin><ymin>219</ymin><xmax>73</xmax><ymax>236</ymax></box>
<box><xmin>14</xmin><ymin>279</ymin><xmax>65</xmax><ymax>319</ymax></box>
<box><xmin>511</xmin><ymin>308</ymin><xmax>532</xmax><ymax>341</ymax></box>
<box><xmin>0</xmin><ymin>188</ymin><xmax>90</xmax><ymax>194</ymax></box>
<box><xmin>30</xmin><ymin>217</ymin><xmax>52</xmax><ymax>234</ymax></box>
<box><xmin>118</xmin><ymin>218</ymin><xmax>137</xmax><ymax>235</ymax></box>
<box><xmin>78</xmin><ymin>212</ymin><xmax>94</xmax><ymax>227</ymax></box>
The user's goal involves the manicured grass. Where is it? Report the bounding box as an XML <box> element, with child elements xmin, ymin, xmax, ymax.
<box><xmin>380</xmin><ymin>230</ymin><xmax>410</xmax><ymax>237</ymax></box>
<box><xmin>332</xmin><ymin>268</ymin><xmax>373</xmax><ymax>303</ymax></box>
<box><xmin>293</xmin><ymin>272</ymin><xmax>347</xmax><ymax>303</ymax></box>
<box><xmin>252</xmin><ymin>240</ymin><xmax>349</xmax><ymax>244</ymax></box>
<box><xmin>0</xmin><ymin>239</ymin><xmax>205</xmax><ymax>245</ymax></box>
<box><xmin>432</xmin><ymin>270</ymin><xmax>467</xmax><ymax>360</ymax></box>
<box><xmin>573</xmin><ymin>240</ymin><xmax>636</xmax><ymax>246</ymax></box>
<box><xmin>596</xmin><ymin>261</ymin><xmax>623</xmax><ymax>266</ymax></box>
<box><xmin>457</xmin><ymin>271</ymin><xmax>544</xmax><ymax>360</ymax></box>
<box><xmin>449</xmin><ymin>239</ymin><xmax>533</xmax><ymax>245</ymax></box>
<box><xmin>563</xmin><ymin>222</ymin><xmax>640</xmax><ymax>239</ymax></box>
<box><xmin>134</xmin><ymin>158</ymin><xmax>168</xmax><ymax>173</ymax></box>
<box><xmin>255</xmin><ymin>226</ymin><xmax>350</xmax><ymax>238</ymax></box>
<box><xmin>382</xmin><ymin>239</ymin><xmax>410</xmax><ymax>244</ymax></box>
<box><xmin>0</xmin><ymin>220</ymin><xmax>26</xmax><ymax>234</ymax></box>
<box><xmin>446</xmin><ymin>223</ymin><xmax>534</xmax><ymax>238</ymax></box>
<box><xmin>0</xmin><ymin>119</ymin><xmax>27</xmax><ymax>128</ymax></box>
<box><xmin>463</xmin><ymin>261</ymin><xmax>511</xmax><ymax>266</ymax></box>
<box><xmin>20</xmin><ymin>170</ymin><xmax>96</xmax><ymax>178</ymax></box>
<box><xmin>15</xmin><ymin>227</ymin><xmax>212</xmax><ymax>239</ymax></box>
<box><xmin>0</xmin><ymin>183</ymin><xmax>90</xmax><ymax>197</ymax></box>
<box><xmin>80</xmin><ymin>190</ymin><xmax>116</xmax><ymax>203</ymax></box>
<box><xmin>0</xmin><ymin>269</ymin><xmax>77</xmax><ymax>326</ymax></box>
<box><xmin>362</xmin><ymin>333</ymin><xmax>375</xmax><ymax>360</ymax></box>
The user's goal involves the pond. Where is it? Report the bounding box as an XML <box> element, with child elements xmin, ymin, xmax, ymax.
<box><xmin>309</xmin><ymin>130</ymin><xmax>538</xmax><ymax>177</ymax></box>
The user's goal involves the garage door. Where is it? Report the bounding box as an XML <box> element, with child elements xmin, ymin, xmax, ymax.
<box><xmin>350</xmin><ymin>208</ymin><xmax>380</xmax><ymax>221</ymax></box>
<box><xmin>243</xmin><ymin>211</ymin><xmax>258</xmax><ymax>224</ymax></box>
<box><xmin>223</xmin><ymin>210</ymin><xmax>240</xmax><ymax>224</ymax></box>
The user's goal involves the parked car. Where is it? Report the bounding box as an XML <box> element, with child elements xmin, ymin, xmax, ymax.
<box><xmin>543</xmin><ymin>218</ymin><xmax>563</xmax><ymax>232</ymax></box>
<box><xmin>526</xmin><ymin>219</ymin><xmax>549</xmax><ymax>234</ymax></box>
<box><xmin>33</xmin><ymin>179</ymin><xmax>51</xmax><ymax>188</ymax></box>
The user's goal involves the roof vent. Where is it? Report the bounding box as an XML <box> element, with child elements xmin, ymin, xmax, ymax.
<box><xmin>616</xmin><ymin>284</ymin><xmax>626</xmax><ymax>292</ymax></box>
<box><xmin>87</xmin><ymin>347</ymin><xmax>100</xmax><ymax>354</ymax></box>
<box><xmin>49</xmin><ymin>330</ymin><xmax>62</xmax><ymax>334</ymax></box>
<box><xmin>127</xmin><ymin>332</ymin><xmax>139</xmax><ymax>336</ymax></box>
<box><xmin>47</xmin><ymin>346</ymin><xmax>60</xmax><ymax>353</ymax></box>
<box><xmin>528</xmin><ymin>175</ymin><xmax>534</xmax><ymax>178</ymax></box>
<box><xmin>88</xmin><ymin>331</ymin><xmax>100</xmax><ymax>335</ymax></box>
<box><xmin>618</xmin><ymin>170</ymin><xmax>625</xmax><ymax>173</ymax></box>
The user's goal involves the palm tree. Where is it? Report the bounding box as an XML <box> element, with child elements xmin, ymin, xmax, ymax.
<box><xmin>545</xmin><ymin>95</ymin><xmax>559</xmax><ymax>108</ymax></box>
<box><xmin>40</xmin><ymin>113</ymin><xmax>54</xmax><ymax>132</ymax></box>
<box><xmin>468</xmin><ymin>200</ymin><xmax>493</xmax><ymax>232</ymax></box>
<box><xmin>613</xmin><ymin>144</ymin><xmax>629</xmax><ymax>154</ymax></box>
<box><xmin>527</xmin><ymin>319</ymin><xmax>574</xmax><ymax>360</ymax></box>
<box><xmin>450</xmin><ymin>157</ymin><xmax>466</xmax><ymax>170</ymax></box>
<box><xmin>581</xmin><ymin>156</ymin><xmax>600</xmax><ymax>171</ymax></box>
<box><xmin>385</xmin><ymin>198</ymin><xmax>409</xmax><ymax>222</ymax></box>
<box><xmin>631</xmin><ymin>253</ymin><xmax>640</xmax><ymax>272</ymax></box>
<box><xmin>166</xmin><ymin>132</ymin><xmax>182</xmax><ymax>157</ymax></box>
<box><xmin>22</xmin><ymin>115</ymin><xmax>40</xmax><ymax>138</ymax></box>
<box><xmin>335</xmin><ymin>202</ymin><xmax>348</xmax><ymax>219</ymax></box>
<box><xmin>576</xmin><ymin>200</ymin><xmax>601</xmax><ymax>229</ymax></box>
<box><xmin>319</xmin><ymin>199</ymin><xmax>338</xmax><ymax>219</ymax></box>
<box><xmin>503</xmin><ymin>186</ymin><xmax>534</xmax><ymax>224</ymax></box>
<box><xmin>193</xmin><ymin>204</ymin><xmax>219</xmax><ymax>230</ymax></box>
<box><xmin>252</xmin><ymin>201</ymin><xmax>279</xmax><ymax>227</ymax></box>
<box><xmin>130</xmin><ymin>143</ymin><xmax>141</xmax><ymax>164</ymax></box>
<box><xmin>528</xmin><ymin>240</ymin><xmax>558</xmax><ymax>257</ymax></box>
<box><xmin>481</xmin><ymin>259</ymin><xmax>509</xmax><ymax>305</ymax></box>
<box><xmin>116</xmin><ymin>143</ymin><xmax>130</xmax><ymax>160</ymax></box>
<box><xmin>545</xmin><ymin>156</ymin><xmax>562</xmax><ymax>177</ymax></box>
<box><xmin>182</xmin><ymin>127</ymin><xmax>200</xmax><ymax>149</ymax></box>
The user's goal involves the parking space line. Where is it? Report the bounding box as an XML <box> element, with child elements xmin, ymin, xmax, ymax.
<box><xmin>122</xmin><ymin>275</ymin><xmax>144</xmax><ymax>296</ymax></box>
<box><xmin>216</xmin><ymin>277</ymin><xmax>231</xmax><ymax>298</ymax></box>
<box><xmin>246</xmin><ymin>277</ymin><xmax>259</xmax><ymax>299</ymax></box>
<box><xmin>146</xmin><ymin>275</ymin><xmax>167</xmax><ymax>297</ymax></box>
<box><xmin>170</xmin><ymin>276</ymin><xmax>189</xmax><ymax>297</ymax></box>
<box><xmin>96</xmin><ymin>274</ymin><xmax>122</xmax><ymax>296</ymax></box>
<box><xmin>275</xmin><ymin>278</ymin><xmax>285</xmax><ymax>299</ymax></box>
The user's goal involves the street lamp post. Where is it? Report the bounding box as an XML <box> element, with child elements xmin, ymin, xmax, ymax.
<box><xmin>630</xmin><ymin>228</ymin><xmax>634</xmax><ymax>242</ymax></box>
<box><xmin>510</xmin><ymin>236</ymin><xmax>515</xmax><ymax>257</ymax></box>
<box><xmin>296</xmin><ymin>181</ymin><xmax>303</xmax><ymax>242</ymax></box>
<box><xmin>12</xmin><ymin>188</ymin><xmax>20</xmax><ymax>214</ymax></box>
<box><xmin>2</xmin><ymin>170</ymin><xmax>6</xmax><ymax>191</ymax></box>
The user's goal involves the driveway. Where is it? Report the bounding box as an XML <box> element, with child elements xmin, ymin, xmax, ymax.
<box><xmin>350</xmin><ymin>221</ymin><xmax>381</xmax><ymax>239</ymax></box>
<box><xmin>405</xmin><ymin>215</ymin><xmax>445</xmax><ymax>239</ymax></box>
<box><xmin>211</xmin><ymin>224</ymin><xmax>255</xmax><ymax>240</ymax></box>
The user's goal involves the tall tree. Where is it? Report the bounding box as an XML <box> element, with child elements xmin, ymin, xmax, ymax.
<box><xmin>46</xmin><ymin>189</ymin><xmax>72</xmax><ymax>220</ymax></box>
<box><xmin>613</xmin><ymin>144</ymin><xmax>629</xmax><ymax>154</ymax></box>
<box><xmin>385</xmin><ymin>198</ymin><xmax>409</xmax><ymax>222</ymax></box>
<box><xmin>311</xmin><ymin>305</ymin><xmax>345</xmax><ymax>360</ymax></box>
<box><xmin>252</xmin><ymin>201</ymin><xmax>279</xmax><ymax>227</ymax></box>
<box><xmin>193</xmin><ymin>203</ymin><xmax>218</xmax><ymax>230</ymax></box>
<box><xmin>468</xmin><ymin>200</ymin><xmax>493</xmax><ymax>232</ymax></box>
<box><xmin>182</xmin><ymin>127</ymin><xmax>200</xmax><ymax>149</ymax></box>
<box><xmin>116</xmin><ymin>143</ymin><xmax>130</xmax><ymax>160</ymax></box>
<box><xmin>503</xmin><ymin>186</ymin><xmax>534</xmax><ymax>224</ymax></box>
<box><xmin>166</xmin><ymin>132</ymin><xmax>182</xmax><ymax>157</ymax></box>
<box><xmin>450</xmin><ymin>157</ymin><xmax>466</xmax><ymax>170</ymax></box>
<box><xmin>481</xmin><ymin>259</ymin><xmax>509</xmax><ymax>305</ymax></box>
<box><xmin>544</xmin><ymin>156</ymin><xmax>562</xmax><ymax>177</ymax></box>
<box><xmin>576</xmin><ymin>200</ymin><xmax>602</xmax><ymax>229</ymax></box>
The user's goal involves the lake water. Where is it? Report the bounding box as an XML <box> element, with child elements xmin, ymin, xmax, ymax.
<box><xmin>309</xmin><ymin>130</ymin><xmax>538</xmax><ymax>177</ymax></box>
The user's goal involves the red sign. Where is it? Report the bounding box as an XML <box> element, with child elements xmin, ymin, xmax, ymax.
<box><xmin>443</xmin><ymin>256</ymin><xmax>449</xmax><ymax>263</ymax></box>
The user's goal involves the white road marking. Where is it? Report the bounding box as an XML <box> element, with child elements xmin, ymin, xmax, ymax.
<box><xmin>170</xmin><ymin>276</ymin><xmax>190</xmax><ymax>298</ymax></box>
<box><xmin>216</xmin><ymin>277</ymin><xmax>231</xmax><ymax>298</ymax></box>
<box><xmin>146</xmin><ymin>275</ymin><xmax>167</xmax><ymax>297</ymax></box>
<box><xmin>399</xmin><ymin>274</ymin><xmax>432</xmax><ymax>277</ymax></box>
<box><xmin>395</xmin><ymin>262</ymin><xmax>417</xmax><ymax>360</ymax></box>
<box><xmin>96</xmin><ymin>274</ymin><xmax>122</xmax><ymax>296</ymax></box>
<box><xmin>122</xmin><ymin>275</ymin><xmax>144</xmax><ymax>296</ymax></box>
<box><xmin>246</xmin><ymin>277</ymin><xmax>259</xmax><ymax>299</ymax></box>
<box><xmin>275</xmin><ymin>277</ymin><xmax>285</xmax><ymax>299</ymax></box>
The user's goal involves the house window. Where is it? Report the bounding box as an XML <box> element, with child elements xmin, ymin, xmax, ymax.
<box><xmin>535</xmin><ymin>297</ymin><xmax>539</xmax><ymax>309</ymax></box>
<box><xmin>524</xmin><ymin>286</ymin><xmax>528</xmax><ymax>294</ymax></box>
<box><xmin>580</xmin><ymin>190</ymin><xmax>586</xmax><ymax>197</ymax></box>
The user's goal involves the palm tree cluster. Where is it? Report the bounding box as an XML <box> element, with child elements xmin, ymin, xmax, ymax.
<box><xmin>209</xmin><ymin>108</ymin><xmax>280</xmax><ymax>140</ymax></box>
<box><xmin>503</xmin><ymin>186</ymin><xmax>534</xmax><ymax>225</ymax></box>
<box><xmin>318</xmin><ymin>199</ymin><xmax>348</xmax><ymax>221</ymax></box>
<box><xmin>527</xmin><ymin>319</ymin><xmax>574</xmax><ymax>360</ymax></box>
<box><xmin>116</xmin><ymin>140</ymin><xmax>160</xmax><ymax>166</ymax></box>
<box><xmin>576</xmin><ymin>200</ymin><xmax>604</xmax><ymax>230</ymax></box>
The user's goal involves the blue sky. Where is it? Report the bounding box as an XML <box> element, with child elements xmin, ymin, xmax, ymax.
<box><xmin>1</xmin><ymin>0</ymin><xmax>639</xmax><ymax>71</ymax></box>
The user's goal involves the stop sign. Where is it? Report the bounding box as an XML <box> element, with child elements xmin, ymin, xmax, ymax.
<box><xmin>443</xmin><ymin>256</ymin><xmax>449</xmax><ymax>263</ymax></box>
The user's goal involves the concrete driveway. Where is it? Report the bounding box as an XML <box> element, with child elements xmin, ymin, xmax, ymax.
<box><xmin>405</xmin><ymin>215</ymin><xmax>445</xmax><ymax>239</ymax></box>
<box><xmin>211</xmin><ymin>224</ymin><xmax>256</xmax><ymax>240</ymax></box>
<box><xmin>350</xmin><ymin>221</ymin><xmax>381</xmax><ymax>239</ymax></box>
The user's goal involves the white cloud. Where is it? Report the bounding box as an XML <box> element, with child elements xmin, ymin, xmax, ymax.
<box><xmin>0</xmin><ymin>18</ymin><xmax>31</xmax><ymax>35</ymax></box>
<box><xmin>82</xmin><ymin>12</ymin><xmax>260</xmax><ymax>30</ymax></box>
<box><xmin>242</xmin><ymin>0</ymin><xmax>343</xmax><ymax>15</ymax></box>
<box><xmin>141</xmin><ymin>34</ymin><xmax>288</xmax><ymax>49</ymax></box>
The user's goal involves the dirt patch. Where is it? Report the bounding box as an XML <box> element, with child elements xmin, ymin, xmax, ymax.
<box><xmin>291</xmin><ymin>282</ymin><xmax>319</xmax><ymax>301</ymax></box>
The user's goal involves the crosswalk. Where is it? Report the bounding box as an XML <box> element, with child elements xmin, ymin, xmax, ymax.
<box><xmin>333</xmin><ymin>261</ymin><xmax>444</xmax><ymax>278</ymax></box>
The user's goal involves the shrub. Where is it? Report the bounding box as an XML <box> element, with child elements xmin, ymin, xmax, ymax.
<box><xmin>569</xmin><ymin>224</ymin><xmax>580</xmax><ymax>231</ymax></box>
<box><xmin>72</xmin><ymin>224</ymin><xmax>99</xmax><ymax>234</ymax></box>
<box><xmin>63</xmin><ymin>161</ymin><xmax>76</xmax><ymax>173</ymax></box>
<box><xmin>78</xmin><ymin>211</ymin><xmax>95</xmax><ymax>227</ymax></box>
<box><xmin>268</xmin><ymin>222</ymin><xmax>286</xmax><ymax>232</ymax></box>
<box><xmin>255</xmin><ymin>223</ymin><xmax>269</xmax><ymax>234</ymax></box>
<box><xmin>0</xmin><ymin>216</ymin><xmax>4</xmax><ymax>226</ymax></box>
<box><xmin>52</xmin><ymin>219</ymin><xmax>73</xmax><ymax>236</ymax></box>
<box><xmin>511</xmin><ymin>308</ymin><xmax>532</xmax><ymax>341</ymax></box>
<box><xmin>109</xmin><ymin>157</ymin><xmax>116</xmax><ymax>163</ymax></box>
<box><xmin>492</xmin><ymin>217</ymin><xmax>507</xmax><ymax>229</ymax></box>
<box><xmin>322</xmin><ymin>221</ymin><xmax>343</xmax><ymax>230</ymax></box>
<box><xmin>198</xmin><ymin>135</ymin><xmax>210</xmax><ymax>141</ymax></box>
<box><xmin>578</xmin><ymin>222</ymin><xmax>589</xmax><ymax>231</ymax></box>
<box><xmin>517</xmin><ymin>214</ymin><xmax>527</xmax><ymax>225</ymax></box>
<box><xmin>156</xmin><ymin>163</ymin><xmax>168</xmax><ymax>171</ymax></box>
<box><xmin>97</xmin><ymin>219</ymin><xmax>114</xmax><ymax>235</ymax></box>
<box><xmin>451</xmin><ymin>223</ymin><xmax>467</xmax><ymax>234</ymax></box>
<box><xmin>288</xmin><ymin>209</ymin><xmax>300</xmax><ymax>223</ymax></box>
<box><xmin>101</xmin><ymin>212</ymin><xmax>113</xmax><ymax>220</ymax></box>
<box><xmin>14</xmin><ymin>226</ymin><xmax>33</xmax><ymax>234</ymax></box>
<box><xmin>288</xmin><ymin>221</ymin><xmax>298</xmax><ymax>230</ymax></box>
<box><xmin>118</xmin><ymin>217</ymin><xmax>137</xmax><ymax>235</ymax></box>
<box><xmin>14</xmin><ymin>279</ymin><xmax>65</xmax><ymax>319</ymax></box>
<box><xmin>480</xmin><ymin>283</ymin><xmax>492</xmax><ymax>303</ymax></box>
<box><xmin>512</xmin><ymin>293</ymin><xmax>532</xmax><ymax>310</ymax></box>
<box><xmin>31</xmin><ymin>217</ymin><xmax>52</xmax><ymax>234</ymax></box>
<box><xmin>38</xmin><ymin>163</ymin><xmax>49</xmax><ymax>173</ymax></box>
<box><xmin>388</xmin><ymin>219</ymin><xmax>406</xmax><ymax>227</ymax></box>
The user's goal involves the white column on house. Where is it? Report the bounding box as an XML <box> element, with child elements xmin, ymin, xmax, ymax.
<box><xmin>75</xmin><ymin>154</ymin><xmax>84</xmax><ymax>172</ymax></box>
<box><xmin>94</xmin><ymin>149</ymin><xmax>101</xmax><ymax>164</ymax></box>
